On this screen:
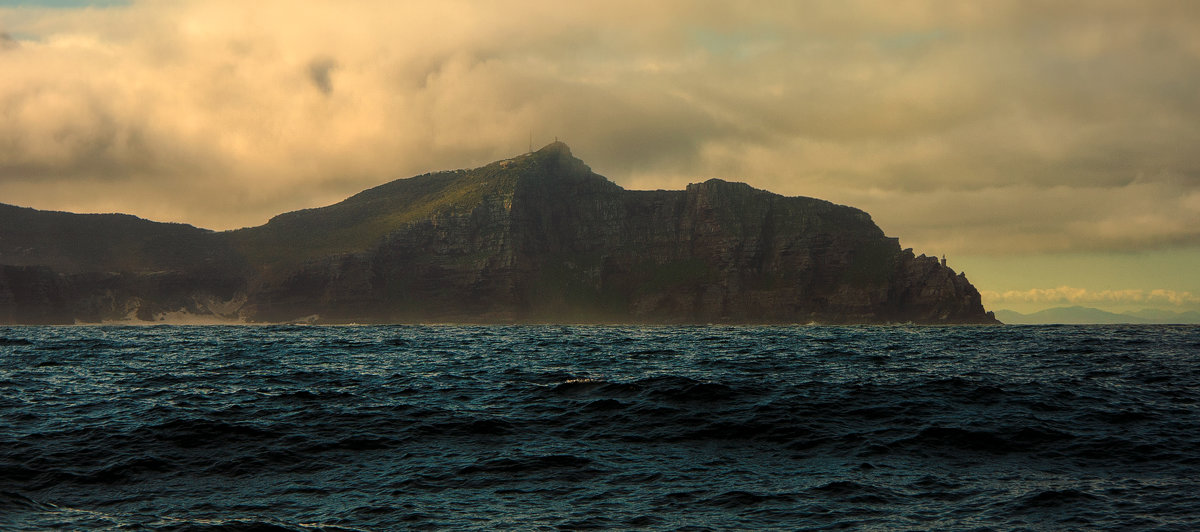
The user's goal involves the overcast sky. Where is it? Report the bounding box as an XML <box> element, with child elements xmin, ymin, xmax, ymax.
<box><xmin>2</xmin><ymin>1</ymin><xmax>1198</xmax><ymax>313</ymax></box>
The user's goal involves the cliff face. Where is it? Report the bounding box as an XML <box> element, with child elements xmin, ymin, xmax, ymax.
<box><xmin>0</xmin><ymin>143</ymin><xmax>997</xmax><ymax>324</ymax></box>
<box><xmin>0</xmin><ymin>265</ymin><xmax>245</xmax><ymax>325</ymax></box>
<box><xmin>0</xmin><ymin>205</ymin><xmax>247</xmax><ymax>324</ymax></box>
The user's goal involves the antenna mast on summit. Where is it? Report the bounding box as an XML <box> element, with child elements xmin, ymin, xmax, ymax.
<box><xmin>529</xmin><ymin>131</ymin><xmax>532</xmax><ymax>153</ymax></box>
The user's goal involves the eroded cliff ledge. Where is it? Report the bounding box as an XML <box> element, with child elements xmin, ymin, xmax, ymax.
<box><xmin>0</xmin><ymin>142</ymin><xmax>998</xmax><ymax>324</ymax></box>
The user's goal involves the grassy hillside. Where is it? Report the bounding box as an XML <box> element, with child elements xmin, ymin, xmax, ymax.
<box><xmin>224</xmin><ymin>145</ymin><xmax>588</xmax><ymax>268</ymax></box>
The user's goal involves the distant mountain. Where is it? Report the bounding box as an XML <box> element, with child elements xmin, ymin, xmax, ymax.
<box><xmin>995</xmin><ymin>306</ymin><xmax>1200</xmax><ymax>325</ymax></box>
<box><xmin>1126</xmin><ymin>308</ymin><xmax>1200</xmax><ymax>323</ymax></box>
<box><xmin>1</xmin><ymin>142</ymin><xmax>998</xmax><ymax>325</ymax></box>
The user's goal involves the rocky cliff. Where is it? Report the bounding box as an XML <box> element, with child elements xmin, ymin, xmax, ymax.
<box><xmin>0</xmin><ymin>143</ymin><xmax>997</xmax><ymax>324</ymax></box>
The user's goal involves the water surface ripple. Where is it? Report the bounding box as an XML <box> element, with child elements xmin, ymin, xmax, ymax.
<box><xmin>2</xmin><ymin>325</ymin><xmax>1198</xmax><ymax>530</ymax></box>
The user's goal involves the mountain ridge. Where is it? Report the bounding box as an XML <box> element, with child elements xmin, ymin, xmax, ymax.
<box><xmin>1</xmin><ymin>143</ymin><xmax>998</xmax><ymax>325</ymax></box>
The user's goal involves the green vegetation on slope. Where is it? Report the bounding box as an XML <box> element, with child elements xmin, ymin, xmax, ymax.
<box><xmin>224</xmin><ymin>156</ymin><xmax>553</xmax><ymax>268</ymax></box>
<box><xmin>225</xmin><ymin>143</ymin><xmax>600</xmax><ymax>269</ymax></box>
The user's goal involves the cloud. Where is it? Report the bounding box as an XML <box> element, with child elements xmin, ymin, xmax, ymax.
<box><xmin>307</xmin><ymin>56</ymin><xmax>337</xmax><ymax>95</ymax></box>
<box><xmin>831</xmin><ymin>181</ymin><xmax>1200</xmax><ymax>255</ymax></box>
<box><xmin>0</xmin><ymin>0</ymin><xmax>1197</xmax><ymax>254</ymax></box>
<box><xmin>981</xmin><ymin>286</ymin><xmax>1200</xmax><ymax>308</ymax></box>
<box><xmin>0</xmin><ymin>32</ymin><xmax>18</xmax><ymax>50</ymax></box>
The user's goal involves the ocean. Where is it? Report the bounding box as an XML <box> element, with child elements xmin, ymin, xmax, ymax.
<box><xmin>2</xmin><ymin>325</ymin><xmax>1198</xmax><ymax>530</ymax></box>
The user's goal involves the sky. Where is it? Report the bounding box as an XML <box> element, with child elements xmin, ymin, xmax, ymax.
<box><xmin>1</xmin><ymin>1</ymin><xmax>1198</xmax><ymax>315</ymax></box>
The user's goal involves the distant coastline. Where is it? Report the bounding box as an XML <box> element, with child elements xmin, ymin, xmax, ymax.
<box><xmin>994</xmin><ymin>306</ymin><xmax>1200</xmax><ymax>325</ymax></box>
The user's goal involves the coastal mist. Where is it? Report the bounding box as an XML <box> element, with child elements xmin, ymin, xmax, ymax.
<box><xmin>3</xmin><ymin>325</ymin><xmax>1199</xmax><ymax>529</ymax></box>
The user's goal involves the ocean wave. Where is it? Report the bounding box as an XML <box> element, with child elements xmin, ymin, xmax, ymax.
<box><xmin>2</xmin><ymin>325</ymin><xmax>1198</xmax><ymax>529</ymax></box>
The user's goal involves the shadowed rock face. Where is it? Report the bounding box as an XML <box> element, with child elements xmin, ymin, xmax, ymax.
<box><xmin>0</xmin><ymin>142</ymin><xmax>997</xmax><ymax>324</ymax></box>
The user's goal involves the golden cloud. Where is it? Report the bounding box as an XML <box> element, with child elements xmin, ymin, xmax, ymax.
<box><xmin>981</xmin><ymin>286</ymin><xmax>1200</xmax><ymax>307</ymax></box>
<box><xmin>1</xmin><ymin>0</ymin><xmax>1198</xmax><ymax>258</ymax></box>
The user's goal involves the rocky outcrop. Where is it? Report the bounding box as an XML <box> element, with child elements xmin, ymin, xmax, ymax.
<box><xmin>0</xmin><ymin>142</ymin><xmax>997</xmax><ymax>324</ymax></box>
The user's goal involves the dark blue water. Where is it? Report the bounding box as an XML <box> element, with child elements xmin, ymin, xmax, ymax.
<box><xmin>2</xmin><ymin>325</ymin><xmax>1199</xmax><ymax>530</ymax></box>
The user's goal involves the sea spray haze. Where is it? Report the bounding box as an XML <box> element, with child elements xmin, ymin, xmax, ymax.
<box><xmin>0</xmin><ymin>143</ymin><xmax>995</xmax><ymax>325</ymax></box>
<box><xmin>3</xmin><ymin>324</ymin><xmax>1199</xmax><ymax>529</ymax></box>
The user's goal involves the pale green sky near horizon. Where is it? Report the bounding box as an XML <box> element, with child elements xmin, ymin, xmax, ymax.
<box><xmin>951</xmin><ymin>249</ymin><xmax>1200</xmax><ymax>314</ymax></box>
<box><xmin>1</xmin><ymin>1</ymin><xmax>1197</xmax><ymax>315</ymax></box>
